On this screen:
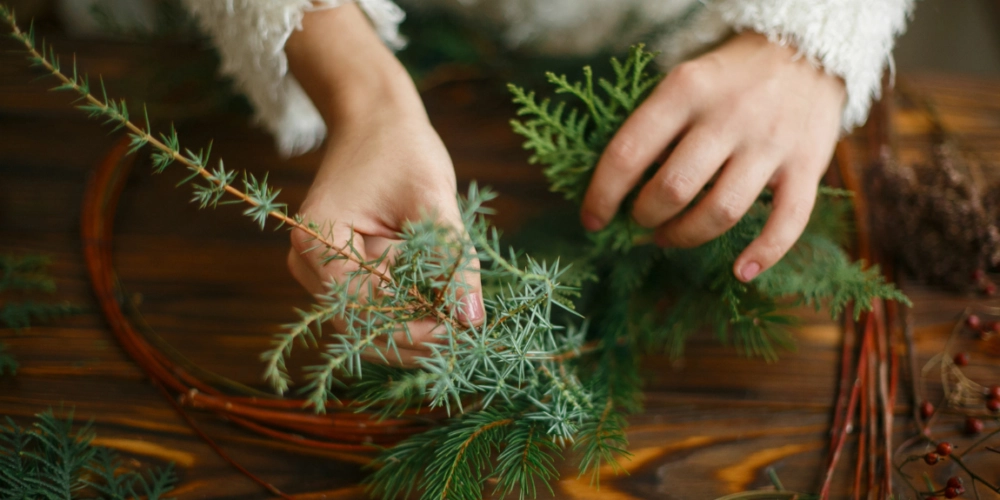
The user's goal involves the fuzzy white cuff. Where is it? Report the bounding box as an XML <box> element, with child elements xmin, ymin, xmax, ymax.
<box><xmin>661</xmin><ymin>0</ymin><xmax>913</xmax><ymax>131</ymax></box>
<box><xmin>180</xmin><ymin>0</ymin><xmax>405</xmax><ymax>156</ymax></box>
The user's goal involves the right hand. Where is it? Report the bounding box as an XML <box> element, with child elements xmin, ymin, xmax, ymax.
<box><xmin>287</xmin><ymin>108</ymin><xmax>485</xmax><ymax>368</ymax></box>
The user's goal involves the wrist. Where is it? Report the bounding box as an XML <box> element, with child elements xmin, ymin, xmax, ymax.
<box><xmin>287</xmin><ymin>4</ymin><xmax>426</xmax><ymax>130</ymax></box>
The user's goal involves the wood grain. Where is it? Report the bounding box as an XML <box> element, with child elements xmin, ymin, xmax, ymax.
<box><xmin>1</xmin><ymin>35</ymin><xmax>999</xmax><ymax>499</ymax></box>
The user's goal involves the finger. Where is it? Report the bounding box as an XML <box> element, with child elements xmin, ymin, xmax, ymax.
<box><xmin>631</xmin><ymin>126</ymin><xmax>735</xmax><ymax>229</ymax></box>
<box><xmin>433</xmin><ymin>205</ymin><xmax>485</xmax><ymax>328</ymax></box>
<box><xmin>291</xmin><ymin>222</ymin><xmax>374</xmax><ymax>299</ymax></box>
<box><xmin>362</xmin><ymin>319</ymin><xmax>446</xmax><ymax>367</ymax></box>
<box><xmin>580</xmin><ymin>83</ymin><xmax>691</xmax><ymax>231</ymax></box>
<box><xmin>733</xmin><ymin>170</ymin><xmax>819</xmax><ymax>282</ymax></box>
<box><xmin>287</xmin><ymin>249</ymin><xmax>326</xmax><ymax>296</ymax></box>
<box><xmin>360</xmin><ymin>344</ymin><xmax>428</xmax><ymax>368</ymax></box>
<box><xmin>654</xmin><ymin>149</ymin><xmax>774</xmax><ymax>248</ymax></box>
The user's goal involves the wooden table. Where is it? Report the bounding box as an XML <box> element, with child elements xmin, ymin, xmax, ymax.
<box><xmin>1</xmin><ymin>35</ymin><xmax>999</xmax><ymax>499</ymax></box>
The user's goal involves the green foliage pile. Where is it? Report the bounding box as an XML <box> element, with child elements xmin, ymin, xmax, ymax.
<box><xmin>0</xmin><ymin>7</ymin><xmax>908</xmax><ymax>498</ymax></box>
<box><xmin>0</xmin><ymin>410</ymin><xmax>177</xmax><ymax>500</ymax></box>
<box><xmin>0</xmin><ymin>254</ymin><xmax>82</xmax><ymax>375</ymax></box>
<box><xmin>507</xmin><ymin>45</ymin><xmax>909</xmax><ymax>361</ymax></box>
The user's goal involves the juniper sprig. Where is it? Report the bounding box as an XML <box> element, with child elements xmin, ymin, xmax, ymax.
<box><xmin>1</xmin><ymin>6</ymin><xmax>910</xmax><ymax>498</ymax></box>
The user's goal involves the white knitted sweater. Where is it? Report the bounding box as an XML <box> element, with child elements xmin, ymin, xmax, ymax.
<box><xmin>180</xmin><ymin>0</ymin><xmax>913</xmax><ymax>156</ymax></box>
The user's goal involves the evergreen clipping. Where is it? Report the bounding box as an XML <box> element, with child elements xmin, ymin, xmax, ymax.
<box><xmin>0</xmin><ymin>410</ymin><xmax>177</xmax><ymax>499</ymax></box>
<box><xmin>0</xmin><ymin>254</ymin><xmax>82</xmax><ymax>375</ymax></box>
<box><xmin>1</xmin><ymin>7</ymin><xmax>909</xmax><ymax>499</ymax></box>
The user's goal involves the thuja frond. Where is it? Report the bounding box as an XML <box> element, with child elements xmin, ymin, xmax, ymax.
<box><xmin>510</xmin><ymin>46</ymin><xmax>907</xmax><ymax>364</ymax></box>
<box><xmin>509</xmin><ymin>44</ymin><xmax>661</xmax><ymax>206</ymax></box>
<box><xmin>0</xmin><ymin>410</ymin><xmax>177</xmax><ymax>499</ymax></box>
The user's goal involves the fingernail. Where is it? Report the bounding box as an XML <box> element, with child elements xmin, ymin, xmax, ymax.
<box><xmin>740</xmin><ymin>262</ymin><xmax>762</xmax><ymax>282</ymax></box>
<box><xmin>581</xmin><ymin>211</ymin><xmax>603</xmax><ymax>232</ymax></box>
<box><xmin>458</xmin><ymin>292</ymin><xmax>484</xmax><ymax>325</ymax></box>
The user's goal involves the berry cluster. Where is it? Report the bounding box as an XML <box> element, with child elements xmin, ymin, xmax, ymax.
<box><xmin>923</xmin><ymin>445</ymin><xmax>967</xmax><ymax>498</ymax></box>
<box><xmin>924</xmin><ymin>476</ymin><xmax>967</xmax><ymax>499</ymax></box>
<box><xmin>960</xmin><ymin>315</ymin><xmax>1000</xmax><ymax>414</ymax></box>
<box><xmin>972</xmin><ymin>269</ymin><xmax>997</xmax><ymax>297</ymax></box>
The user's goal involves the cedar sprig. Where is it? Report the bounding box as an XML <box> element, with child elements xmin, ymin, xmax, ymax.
<box><xmin>509</xmin><ymin>45</ymin><xmax>911</xmax><ymax>363</ymax></box>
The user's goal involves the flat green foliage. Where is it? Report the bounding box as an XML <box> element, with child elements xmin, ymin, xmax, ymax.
<box><xmin>0</xmin><ymin>410</ymin><xmax>177</xmax><ymax>500</ymax></box>
<box><xmin>0</xmin><ymin>8</ymin><xmax>909</xmax><ymax>498</ymax></box>
<box><xmin>509</xmin><ymin>45</ymin><xmax>910</xmax><ymax>361</ymax></box>
<box><xmin>0</xmin><ymin>254</ymin><xmax>83</xmax><ymax>375</ymax></box>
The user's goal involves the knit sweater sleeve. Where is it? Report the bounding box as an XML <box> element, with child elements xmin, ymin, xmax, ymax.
<box><xmin>179</xmin><ymin>0</ymin><xmax>406</xmax><ymax>156</ymax></box>
<box><xmin>658</xmin><ymin>0</ymin><xmax>914</xmax><ymax>131</ymax></box>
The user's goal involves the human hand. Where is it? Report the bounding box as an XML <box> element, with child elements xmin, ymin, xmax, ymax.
<box><xmin>580</xmin><ymin>32</ymin><xmax>846</xmax><ymax>282</ymax></box>
<box><xmin>284</xmin><ymin>5</ymin><xmax>484</xmax><ymax>367</ymax></box>
<box><xmin>287</xmin><ymin>109</ymin><xmax>485</xmax><ymax>367</ymax></box>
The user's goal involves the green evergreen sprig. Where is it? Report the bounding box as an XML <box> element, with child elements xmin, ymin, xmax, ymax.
<box><xmin>0</xmin><ymin>409</ymin><xmax>177</xmax><ymax>499</ymax></box>
<box><xmin>0</xmin><ymin>254</ymin><xmax>82</xmax><ymax>375</ymax></box>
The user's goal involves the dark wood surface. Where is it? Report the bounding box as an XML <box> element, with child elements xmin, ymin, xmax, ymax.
<box><xmin>1</xmin><ymin>35</ymin><xmax>999</xmax><ymax>499</ymax></box>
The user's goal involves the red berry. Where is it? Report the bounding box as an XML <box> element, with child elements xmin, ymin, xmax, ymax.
<box><xmin>988</xmin><ymin>385</ymin><xmax>1000</xmax><ymax>399</ymax></box>
<box><xmin>954</xmin><ymin>352</ymin><xmax>970</xmax><ymax>366</ymax></box>
<box><xmin>924</xmin><ymin>451</ymin><xmax>940</xmax><ymax>465</ymax></box>
<box><xmin>945</xmin><ymin>487</ymin><xmax>959</xmax><ymax>499</ymax></box>
<box><xmin>936</xmin><ymin>442</ymin><xmax>953</xmax><ymax>456</ymax></box>
<box><xmin>947</xmin><ymin>477</ymin><xmax>963</xmax><ymax>489</ymax></box>
<box><xmin>987</xmin><ymin>397</ymin><xmax>1000</xmax><ymax>412</ymax></box>
<box><xmin>920</xmin><ymin>401</ymin><xmax>935</xmax><ymax>419</ymax></box>
<box><xmin>965</xmin><ymin>417</ymin><xmax>984</xmax><ymax>435</ymax></box>
<box><xmin>967</xmin><ymin>314</ymin><xmax>982</xmax><ymax>330</ymax></box>
<box><xmin>989</xmin><ymin>321</ymin><xmax>1000</xmax><ymax>334</ymax></box>
<box><xmin>973</xmin><ymin>269</ymin><xmax>986</xmax><ymax>281</ymax></box>
<box><xmin>986</xmin><ymin>283</ymin><xmax>997</xmax><ymax>296</ymax></box>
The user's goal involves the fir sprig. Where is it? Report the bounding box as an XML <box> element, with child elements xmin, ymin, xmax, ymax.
<box><xmin>0</xmin><ymin>254</ymin><xmax>82</xmax><ymax>374</ymax></box>
<box><xmin>0</xmin><ymin>410</ymin><xmax>177</xmax><ymax>499</ymax></box>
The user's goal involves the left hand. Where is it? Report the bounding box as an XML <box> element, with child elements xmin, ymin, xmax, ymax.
<box><xmin>580</xmin><ymin>32</ymin><xmax>846</xmax><ymax>282</ymax></box>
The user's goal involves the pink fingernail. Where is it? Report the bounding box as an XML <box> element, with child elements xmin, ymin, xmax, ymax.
<box><xmin>458</xmin><ymin>293</ymin><xmax>484</xmax><ymax>325</ymax></box>
<box><xmin>581</xmin><ymin>212</ymin><xmax>603</xmax><ymax>232</ymax></box>
<box><xmin>740</xmin><ymin>262</ymin><xmax>762</xmax><ymax>282</ymax></box>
